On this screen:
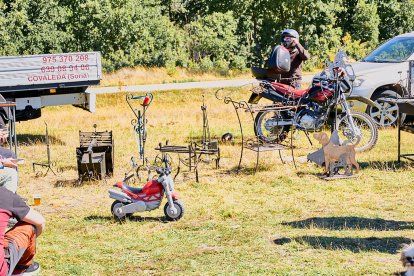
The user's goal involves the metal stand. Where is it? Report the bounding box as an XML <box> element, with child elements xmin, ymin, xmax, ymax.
<box><xmin>396</xmin><ymin>103</ymin><xmax>414</xmax><ymax>162</ymax></box>
<box><xmin>219</xmin><ymin>94</ymin><xmax>297</xmax><ymax>173</ymax></box>
<box><xmin>126</xmin><ymin>93</ymin><xmax>153</xmax><ymax>167</ymax></box>
<box><xmin>32</xmin><ymin>122</ymin><xmax>59</xmax><ymax>176</ymax></box>
<box><xmin>155</xmin><ymin>97</ymin><xmax>220</xmax><ymax>182</ymax></box>
<box><xmin>0</xmin><ymin>102</ymin><xmax>18</xmax><ymax>157</ymax></box>
<box><xmin>383</xmin><ymin>61</ymin><xmax>414</xmax><ymax>163</ymax></box>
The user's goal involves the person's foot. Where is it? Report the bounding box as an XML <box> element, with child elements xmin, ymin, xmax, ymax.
<box><xmin>23</xmin><ymin>262</ymin><xmax>40</xmax><ymax>275</ymax></box>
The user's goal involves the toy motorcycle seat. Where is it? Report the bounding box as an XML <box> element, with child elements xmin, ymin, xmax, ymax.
<box><xmin>270</xmin><ymin>82</ymin><xmax>309</xmax><ymax>99</ymax></box>
<box><xmin>121</xmin><ymin>183</ymin><xmax>143</xmax><ymax>194</ymax></box>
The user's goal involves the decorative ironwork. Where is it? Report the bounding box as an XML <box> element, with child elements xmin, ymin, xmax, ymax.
<box><xmin>32</xmin><ymin>122</ymin><xmax>61</xmax><ymax>176</ymax></box>
<box><xmin>155</xmin><ymin>96</ymin><xmax>220</xmax><ymax>182</ymax></box>
<box><xmin>126</xmin><ymin>93</ymin><xmax>153</xmax><ymax>166</ymax></box>
<box><xmin>216</xmin><ymin>89</ymin><xmax>297</xmax><ymax>173</ymax></box>
<box><xmin>76</xmin><ymin>124</ymin><xmax>114</xmax><ymax>183</ymax></box>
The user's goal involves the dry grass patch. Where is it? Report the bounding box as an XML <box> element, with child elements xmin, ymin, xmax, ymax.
<box><xmin>12</xmin><ymin>87</ymin><xmax>414</xmax><ymax>275</ymax></box>
<box><xmin>100</xmin><ymin>67</ymin><xmax>252</xmax><ymax>87</ymax></box>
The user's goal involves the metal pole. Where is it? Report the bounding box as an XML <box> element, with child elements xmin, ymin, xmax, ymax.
<box><xmin>13</xmin><ymin>106</ymin><xmax>17</xmax><ymax>156</ymax></box>
<box><xmin>45</xmin><ymin>122</ymin><xmax>51</xmax><ymax>164</ymax></box>
<box><xmin>398</xmin><ymin>112</ymin><xmax>401</xmax><ymax>163</ymax></box>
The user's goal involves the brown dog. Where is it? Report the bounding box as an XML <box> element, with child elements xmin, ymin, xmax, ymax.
<box><xmin>313</xmin><ymin>132</ymin><xmax>359</xmax><ymax>176</ymax></box>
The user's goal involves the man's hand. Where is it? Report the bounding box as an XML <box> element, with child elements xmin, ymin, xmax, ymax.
<box><xmin>2</xmin><ymin>158</ymin><xmax>18</xmax><ymax>168</ymax></box>
<box><xmin>22</xmin><ymin>209</ymin><xmax>46</xmax><ymax>237</ymax></box>
<box><xmin>292</xmin><ymin>38</ymin><xmax>299</xmax><ymax>47</ymax></box>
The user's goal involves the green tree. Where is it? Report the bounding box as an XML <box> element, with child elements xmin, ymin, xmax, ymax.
<box><xmin>62</xmin><ymin>0</ymin><xmax>188</xmax><ymax>71</ymax></box>
<box><xmin>376</xmin><ymin>0</ymin><xmax>414</xmax><ymax>42</ymax></box>
<box><xmin>0</xmin><ymin>0</ymin><xmax>72</xmax><ymax>55</ymax></box>
<box><xmin>187</xmin><ymin>12</ymin><xmax>239</xmax><ymax>64</ymax></box>
<box><xmin>350</xmin><ymin>0</ymin><xmax>379</xmax><ymax>44</ymax></box>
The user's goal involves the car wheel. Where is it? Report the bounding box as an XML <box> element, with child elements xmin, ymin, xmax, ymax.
<box><xmin>367</xmin><ymin>90</ymin><xmax>402</xmax><ymax>127</ymax></box>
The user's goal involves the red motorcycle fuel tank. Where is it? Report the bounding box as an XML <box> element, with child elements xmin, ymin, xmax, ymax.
<box><xmin>142</xmin><ymin>179</ymin><xmax>163</xmax><ymax>196</ymax></box>
<box><xmin>308</xmin><ymin>85</ymin><xmax>333</xmax><ymax>102</ymax></box>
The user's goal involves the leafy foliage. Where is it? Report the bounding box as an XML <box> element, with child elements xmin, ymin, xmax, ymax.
<box><xmin>0</xmin><ymin>0</ymin><xmax>413</xmax><ymax>71</ymax></box>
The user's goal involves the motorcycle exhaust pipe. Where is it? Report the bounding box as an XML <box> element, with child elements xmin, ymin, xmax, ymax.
<box><xmin>265</xmin><ymin>120</ymin><xmax>294</xmax><ymax>127</ymax></box>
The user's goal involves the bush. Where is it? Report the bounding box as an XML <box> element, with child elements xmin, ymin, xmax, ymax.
<box><xmin>213</xmin><ymin>59</ymin><xmax>230</xmax><ymax>76</ymax></box>
<box><xmin>187</xmin><ymin>11</ymin><xmax>242</xmax><ymax>69</ymax></box>
<box><xmin>341</xmin><ymin>33</ymin><xmax>371</xmax><ymax>60</ymax></box>
<box><xmin>199</xmin><ymin>56</ymin><xmax>214</xmax><ymax>72</ymax></box>
<box><xmin>230</xmin><ymin>55</ymin><xmax>247</xmax><ymax>71</ymax></box>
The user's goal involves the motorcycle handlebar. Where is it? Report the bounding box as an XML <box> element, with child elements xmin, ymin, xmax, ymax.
<box><xmin>129</xmin><ymin>95</ymin><xmax>146</xmax><ymax>100</ymax></box>
<box><xmin>156</xmin><ymin>168</ymin><xmax>171</xmax><ymax>176</ymax></box>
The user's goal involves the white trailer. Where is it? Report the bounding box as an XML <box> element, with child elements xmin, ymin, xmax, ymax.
<box><xmin>0</xmin><ymin>52</ymin><xmax>101</xmax><ymax>123</ymax></box>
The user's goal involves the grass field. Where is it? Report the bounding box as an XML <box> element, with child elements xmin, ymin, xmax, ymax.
<box><xmin>100</xmin><ymin>67</ymin><xmax>252</xmax><ymax>87</ymax></box>
<box><xmin>13</xmin><ymin>87</ymin><xmax>414</xmax><ymax>275</ymax></box>
<box><xmin>99</xmin><ymin>66</ymin><xmax>318</xmax><ymax>87</ymax></box>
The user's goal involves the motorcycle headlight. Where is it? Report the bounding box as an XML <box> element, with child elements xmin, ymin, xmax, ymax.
<box><xmin>353</xmin><ymin>78</ymin><xmax>364</xmax><ymax>87</ymax></box>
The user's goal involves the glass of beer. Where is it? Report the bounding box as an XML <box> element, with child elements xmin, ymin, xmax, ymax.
<box><xmin>33</xmin><ymin>194</ymin><xmax>41</xmax><ymax>206</ymax></box>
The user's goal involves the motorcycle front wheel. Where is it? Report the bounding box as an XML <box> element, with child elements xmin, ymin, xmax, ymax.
<box><xmin>254</xmin><ymin>110</ymin><xmax>291</xmax><ymax>144</ymax></box>
<box><xmin>336</xmin><ymin>110</ymin><xmax>378</xmax><ymax>152</ymax></box>
<box><xmin>164</xmin><ymin>200</ymin><xmax>185</xmax><ymax>221</ymax></box>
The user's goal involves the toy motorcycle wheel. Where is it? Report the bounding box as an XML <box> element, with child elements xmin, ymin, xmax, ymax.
<box><xmin>164</xmin><ymin>200</ymin><xmax>185</xmax><ymax>221</ymax></box>
<box><xmin>111</xmin><ymin>200</ymin><xmax>132</xmax><ymax>221</ymax></box>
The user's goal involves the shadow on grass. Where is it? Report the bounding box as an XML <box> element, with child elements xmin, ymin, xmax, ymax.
<box><xmin>58</xmin><ymin>165</ymin><xmax>77</xmax><ymax>171</ymax></box>
<box><xmin>54</xmin><ymin>178</ymin><xmax>106</xmax><ymax>188</ymax></box>
<box><xmin>84</xmin><ymin>215</ymin><xmax>167</xmax><ymax>223</ymax></box>
<box><xmin>17</xmin><ymin>134</ymin><xmax>66</xmax><ymax>146</ymax></box>
<box><xmin>283</xmin><ymin>217</ymin><xmax>414</xmax><ymax>231</ymax></box>
<box><xmin>224</xmin><ymin>156</ymin><xmax>282</xmax><ymax>175</ymax></box>
<box><xmin>54</xmin><ymin>179</ymin><xmax>80</xmax><ymax>188</ymax></box>
<box><xmin>225</xmin><ymin>165</ymin><xmax>258</xmax><ymax>176</ymax></box>
<box><xmin>359</xmin><ymin>160</ymin><xmax>414</xmax><ymax>171</ymax></box>
<box><xmin>273</xmin><ymin>236</ymin><xmax>411</xmax><ymax>254</ymax></box>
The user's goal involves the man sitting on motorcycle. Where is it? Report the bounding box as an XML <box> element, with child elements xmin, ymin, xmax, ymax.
<box><xmin>279</xmin><ymin>29</ymin><xmax>310</xmax><ymax>89</ymax></box>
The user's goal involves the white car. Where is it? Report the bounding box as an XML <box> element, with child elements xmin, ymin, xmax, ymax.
<box><xmin>351</xmin><ymin>31</ymin><xmax>414</xmax><ymax>126</ymax></box>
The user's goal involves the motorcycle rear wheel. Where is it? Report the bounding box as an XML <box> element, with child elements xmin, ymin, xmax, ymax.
<box><xmin>164</xmin><ymin>200</ymin><xmax>185</xmax><ymax>221</ymax></box>
<box><xmin>111</xmin><ymin>200</ymin><xmax>132</xmax><ymax>221</ymax></box>
<box><xmin>336</xmin><ymin>110</ymin><xmax>378</xmax><ymax>152</ymax></box>
<box><xmin>254</xmin><ymin>111</ymin><xmax>291</xmax><ymax>144</ymax></box>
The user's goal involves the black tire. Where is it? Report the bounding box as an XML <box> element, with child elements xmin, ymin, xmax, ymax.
<box><xmin>164</xmin><ymin>200</ymin><xmax>185</xmax><ymax>221</ymax></box>
<box><xmin>367</xmin><ymin>90</ymin><xmax>403</xmax><ymax>127</ymax></box>
<box><xmin>254</xmin><ymin>110</ymin><xmax>291</xmax><ymax>144</ymax></box>
<box><xmin>111</xmin><ymin>200</ymin><xmax>132</xmax><ymax>220</ymax></box>
<box><xmin>336</xmin><ymin>110</ymin><xmax>378</xmax><ymax>152</ymax></box>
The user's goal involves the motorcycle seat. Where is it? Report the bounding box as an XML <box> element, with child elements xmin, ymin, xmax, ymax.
<box><xmin>122</xmin><ymin>183</ymin><xmax>143</xmax><ymax>194</ymax></box>
<box><xmin>270</xmin><ymin>82</ymin><xmax>309</xmax><ymax>99</ymax></box>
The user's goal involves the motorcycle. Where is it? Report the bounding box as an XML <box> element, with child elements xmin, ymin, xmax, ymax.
<box><xmin>108</xmin><ymin>165</ymin><xmax>185</xmax><ymax>221</ymax></box>
<box><xmin>248</xmin><ymin>50</ymin><xmax>378</xmax><ymax>152</ymax></box>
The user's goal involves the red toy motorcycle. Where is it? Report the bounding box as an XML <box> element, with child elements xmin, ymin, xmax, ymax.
<box><xmin>108</xmin><ymin>167</ymin><xmax>184</xmax><ymax>221</ymax></box>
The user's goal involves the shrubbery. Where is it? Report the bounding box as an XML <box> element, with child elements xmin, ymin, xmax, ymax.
<box><xmin>0</xmin><ymin>0</ymin><xmax>413</xmax><ymax>72</ymax></box>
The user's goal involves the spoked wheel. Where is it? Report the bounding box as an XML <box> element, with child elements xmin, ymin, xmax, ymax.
<box><xmin>111</xmin><ymin>200</ymin><xmax>132</xmax><ymax>221</ymax></box>
<box><xmin>336</xmin><ymin>110</ymin><xmax>378</xmax><ymax>152</ymax></box>
<box><xmin>254</xmin><ymin>110</ymin><xmax>291</xmax><ymax>144</ymax></box>
<box><xmin>164</xmin><ymin>200</ymin><xmax>185</xmax><ymax>221</ymax></box>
